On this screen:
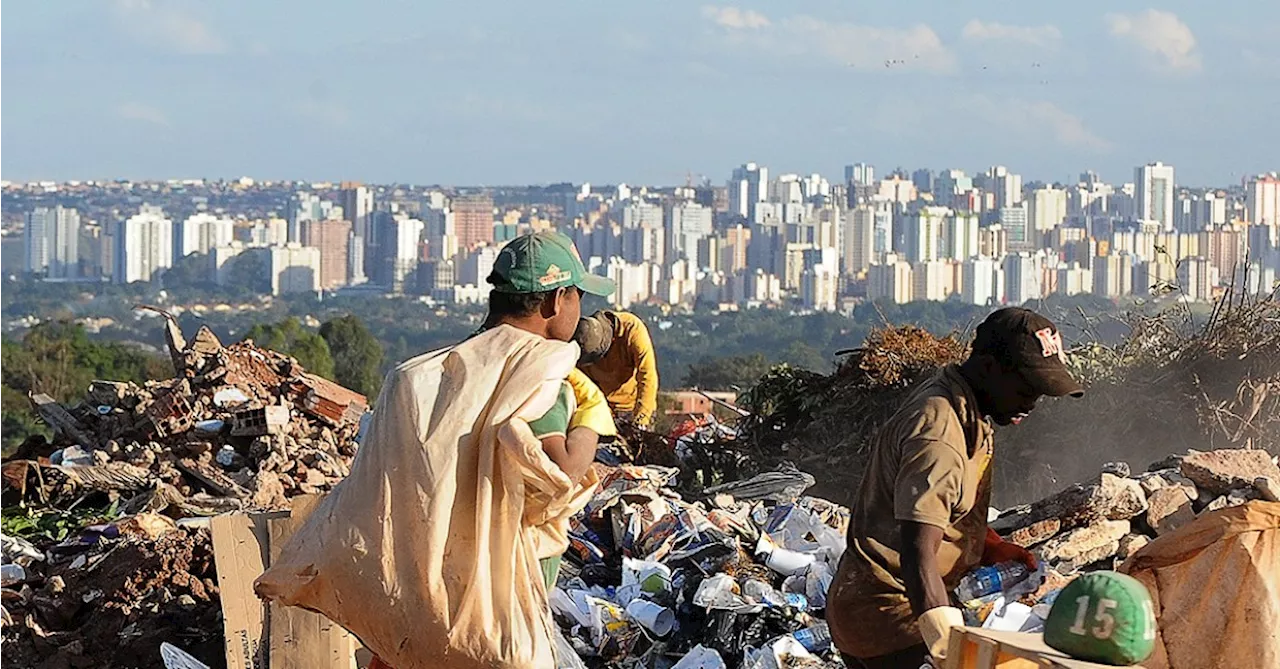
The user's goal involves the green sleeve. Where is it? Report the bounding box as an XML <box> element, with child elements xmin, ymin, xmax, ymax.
<box><xmin>527</xmin><ymin>382</ymin><xmax>573</xmax><ymax>439</ymax></box>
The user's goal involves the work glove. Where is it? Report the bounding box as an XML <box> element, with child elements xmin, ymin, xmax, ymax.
<box><xmin>918</xmin><ymin>605</ymin><xmax>965</xmax><ymax>662</ymax></box>
<box><xmin>982</xmin><ymin>527</ymin><xmax>1039</xmax><ymax>571</ymax></box>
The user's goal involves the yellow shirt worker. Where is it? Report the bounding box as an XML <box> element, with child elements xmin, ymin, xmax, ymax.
<box><xmin>573</xmin><ymin>310</ymin><xmax>659</xmax><ymax>427</ymax></box>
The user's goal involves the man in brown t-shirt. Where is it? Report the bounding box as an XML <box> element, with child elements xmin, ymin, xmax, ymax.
<box><xmin>826</xmin><ymin>308</ymin><xmax>1085</xmax><ymax>668</ymax></box>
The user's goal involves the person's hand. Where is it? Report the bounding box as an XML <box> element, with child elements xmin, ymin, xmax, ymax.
<box><xmin>982</xmin><ymin>527</ymin><xmax>1038</xmax><ymax>570</ymax></box>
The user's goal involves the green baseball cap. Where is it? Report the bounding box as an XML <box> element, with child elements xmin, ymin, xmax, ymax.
<box><xmin>487</xmin><ymin>231</ymin><xmax>615</xmax><ymax>297</ymax></box>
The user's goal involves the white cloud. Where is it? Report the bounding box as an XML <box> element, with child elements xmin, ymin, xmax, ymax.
<box><xmin>116</xmin><ymin>102</ymin><xmax>171</xmax><ymax>127</ymax></box>
<box><xmin>961</xmin><ymin>20</ymin><xmax>1061</xmax><ymax>48</ymax></box>
<box><xmin>703</xmin><ymin>8</ymin><xmax>955</xmax><ymax>73</ymax></box>
<box><xmin>959</xmin><ymin>95</ymin><xmax>1111</xmax><ymax>152</ymax></box>
<box><xmin>702</xmin><ymin>6</ymin><xmax>770</xmax><ymax>30</ymax></box>
<box><xmin>1106</xmin><ymin>10</ymin><xmax>1201</xmax><ymax>73</ymax></box>
<box><xmin>113</xmin><ymin>0</ymin><xmax>227</xmax><ymax>55</ymax></box>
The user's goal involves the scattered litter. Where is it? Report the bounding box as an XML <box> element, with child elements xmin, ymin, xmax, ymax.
<box><xmin>160</xmin><ymin>642</ymin><xmax>211</xmax><ymax>669</ymax></box>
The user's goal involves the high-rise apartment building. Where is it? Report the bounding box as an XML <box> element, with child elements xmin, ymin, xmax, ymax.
<box><xmin>1246</xmin><ymin>173</ymin><xmax>1280</xmax><ymax>227</ymax></box>
<box><xmin>24</xmin><ymin>206</ymin><xmax>81</xmax><ymax>278</ymax></box>
<box><xmin>730</xmin><ymin>162</ymin><xmax>768</xmax><ymax>220</ymax></box>
<box><xmin>113</xmin><ymin>206</ymin><xmax>173</xmax><ymax>284</ymax></box>
<box><xmin>867</xmin><ymin>254</ymin><xmax>913</xmax><ymax>304</ymax></box>
<box><xmin>1002</xmin><ymin>253</ymin><xmax>1042</xmax><ymax>304</ymax></box>
<box><xmin>943</xmin><ymin>212</ymin><xmax>980</xmax><ymax>261</ymax></box>
<box><xmin>1028</xmin><ymin>187</ymin><xmax>1068</xmax><ymax>233</ymax></box>
<box><xmin>962</xmin><ymin>256</ymin><xmax>1003</xmax><ymax>306</ymax></box>
<box><xmin>988</xmin><ymin>166</ymin><xmax>1023</xmax><ymax>211</ymax></box>
<box><xmin>385</xmin><ymin>217</ymin><xmax>425</xmax><ymax>294</ymax></box>
<box><xmin>266</xmin><ymin>244</ymin><xmax>322</xmax><ymax>295</ymax></box>
<box><xmin>300</xmin><ymin>218</ymin><xmax>352</xmax><ymax>289</ymax></box>
<box><xmin>903</xmin><ymin>206</ymin><xmax>950</xmax><ymax>264</ymax></box>
<box><xmin>1176</xmin><ymin>257</ymin><xmax>1218</xmax><ymax>301</ymax></box>
<box><xmin>844</xmin><ymin>205</ymin><xmax>875</xmax><ymax>276</ymax></box>
<box><xmin>178</xmin><ymin>213</ymin><xmax>235</xmax><ymax>257</ymax></box>
<box><xmin>665</xmin><ymin>202</ymin><xmax>713</xmax><ymax>266</ymax></box>
<box><xmin>1135</xmin><ymin>162</ymin><xmax>1175</xmax><ymax>231</ymax></box>
<box><xmin>844</xmin><ymin>163</ymin><xmax>874</xmax><ymax>187</ymax></box>
<box><xmin>1094</xmin><ymin>252</ymin><xmax>1134</xmax><ymax>298</ymax></box>
<box><xmin>1001</xmin><ymin>206</ymin><xmax>1032</xmax><ymax>251</ymax></box>
<box><xmin>452</xmin><ymin>194</ymin><xmax>495</xmax><ymax>250</ymax></box>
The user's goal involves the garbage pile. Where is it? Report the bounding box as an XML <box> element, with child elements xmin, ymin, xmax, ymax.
<box><xmin>2</xmin><ymin>310</ymin><xmax>369</xmax><ymax>668</ymax></box>
<box><xmin>550</xmin><ymin>461</ymin><xmax>847</xmax><ymax>669</ymax></box>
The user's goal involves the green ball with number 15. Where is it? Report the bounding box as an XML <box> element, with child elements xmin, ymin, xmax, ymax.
<box><xmin>1044</xmin><ymin>571</ymin><xmax>1157</xmax><ymax>665</ymax></box>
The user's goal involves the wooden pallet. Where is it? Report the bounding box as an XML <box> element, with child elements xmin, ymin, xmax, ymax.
<box><xmin>944</xmin><ymin>627</ymin><xmax>1147</xmax><ymax>669</ymax></box>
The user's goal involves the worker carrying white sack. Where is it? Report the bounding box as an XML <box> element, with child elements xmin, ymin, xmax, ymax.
<box><xmin>255</xmin><ymin>232</ymin><xmax>617</xmax><ymax>669</ymax></box>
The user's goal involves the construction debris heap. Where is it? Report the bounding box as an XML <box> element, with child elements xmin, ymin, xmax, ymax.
<box><xmin>3</xmin><ymin>313</ymin><xmax>369</xmax><ymax>668</ymax></box>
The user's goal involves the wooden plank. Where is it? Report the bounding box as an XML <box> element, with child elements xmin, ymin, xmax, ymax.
<box><xmin>974</xmin><ymin>635</ymin><xmax>999</xmax><ymax>668</ymax></box>
<box><xmin>210</xmin><ymin>511</ymin><xmax>287</xmax><ymax>669</ymax></box>
<box><xmin>266</xmin><ymin>495</ymin><xmax>357</xmax><ymax>669</ymax></box>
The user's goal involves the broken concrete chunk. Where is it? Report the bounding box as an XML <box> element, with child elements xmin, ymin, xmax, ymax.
<box><xmin>1039</xmin><ymin>519</ymin><xmax>1130</xmax><ymax>571</ymax></box>
<box><xmin>1256</xmin><ymin>477</ymin><xmax>1280</xmax><ymax>503</ymax></box>
<box><xmin>990</xmin><ymin>473</ymin><xmax>1147</xmax><ymax>535</ymax></box>
<box><xmin>1146</xmin><ymin>486</ymin><xmax>1195</xmax><ymax>535</ymax></box>
<box><xmin>1117</xmin><ymin>533</ymin><xmax>1151</xmax><ymax>560</ymax></box>
<box><xmin>1006</xmin><ymin>518</ymin><xmax>1061</xmax><ymax>548</ymax></box>
<box><xmin>1180</xmin><ymin>449</ymin><xmax>1280</xmax><ymax>496</ymax></box>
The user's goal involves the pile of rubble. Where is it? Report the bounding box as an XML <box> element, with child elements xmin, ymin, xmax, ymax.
<box><xmin>2</xmin><ymin>311</ymin><xmax>370</xmax><ymax>668</ymax></box>
<box><xmin>10</xmin><ymin>308</ymin><xmax>368</xmax><ymax>516</ymax></box>
<box><xmin>992</xmin><ymin>449</ymin><xmax>1280</xmax><ymax>575</ymax></box>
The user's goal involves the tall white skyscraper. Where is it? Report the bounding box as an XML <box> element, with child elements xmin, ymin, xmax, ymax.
<box><xmin>942</xmin><ymin>212</ymin><xmax>980</xmax><ymax>261</ymax></box>
<box><xmin>729</xmin><ymin>162</ymin><xmax>768</xmax><ymax>220</ymax></box>
<box><xmin>386</xmin><ymin>217</ymin><xmax>424</xmax><ymax>293</ymax></box>
<box><xmin>845</xmin><ymin>163</ymin><xmax>874</xmax><ymax>187</ymax></box>
<box><xmin>1246</xmin><ymin>173</ymin><xmax>1280</xmax><ymax>227</ymax></box>
<box><xmin>666</xmin><ymin>202</ymin><xmax>713</xmax><ymax>266</ymax></box>
<box><xmin>287</xmin><ymin>191</ymin><xmax>323</xmax><ymax>243</ymax></box>
<box><xmin>1002</xmin><ymin>252</ymin><xmax>1042</xmax><ymax>304</ymax></box>
<box><xmin>1135</xmin><ymin>162</ymin><xmax>1176</xmax><ymax>231</ymax></box>
<box><xmin>1028</xmin><ymin>187</ymin><xmax>1068</xmax><ymax>232</ymax></box>
<box><xmin>962</xmin><ymin>256</ymin><xmax>1004</xmax><ymax>306</ymax></box>
<box><xmin>114</xmin><ymin>205</ymin><xmax>174</xmax><ymax>284</ymax></box>
<box><xmin>178</xmin><ymin>213</ymin><xmax>235</xmax><ymax>257</ymax></box>
<box><xmin>24</xmin><ymin>205</ymin><xmax>81</xmax><ymax>278</ymax></box>
<box><xmin>988</xmin><ymin>166</ymin><xmax>1023</xmax><ymax>211</ymax></box>
<box><xmin>904</xmin><ymin>206</ymin><xmax>950</xmax><ymax>264</ymax></box>
<box><xmin>843</xmin><ymin>205</ymin><xmax>875</xmax><ymax>276</ymax></box>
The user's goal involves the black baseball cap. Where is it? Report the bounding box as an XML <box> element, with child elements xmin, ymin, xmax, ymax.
<box><xmin>973</xmin><ymin>307</ymin><xmax>1085</xmax><ymax>398</ymax></box>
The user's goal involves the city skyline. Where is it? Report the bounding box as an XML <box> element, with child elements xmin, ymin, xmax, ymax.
<box><xmin>3</xmin><ymin>2</ymin><xmax>1279</xmax><ymax>186</ymax></box>
<box><xmin>6</xmin><ymin>159</ymin><xmax>1278</xmax><ymax>315</ymax></box>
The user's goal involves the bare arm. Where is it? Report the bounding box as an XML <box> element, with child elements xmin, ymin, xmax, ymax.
<box><xmin>540</xmin><ymin>426</ymin><xmax>598</xmax><ymax>483</ymax></box>
<box><xmin>901</xmin><ymin>521</ymin><xmax>950</xmax><ymax>616</ymax></box>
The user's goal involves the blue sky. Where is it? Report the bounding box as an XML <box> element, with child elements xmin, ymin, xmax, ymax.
<box><xmin>3</xmin><ymin>1</ymin><xmax>1277</xmax><ymax>187</ymax></box>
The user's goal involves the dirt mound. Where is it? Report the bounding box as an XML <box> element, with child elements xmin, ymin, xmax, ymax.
<box><xmin>4</xmin><ymin>527</ymin><xmax>223</xmax><ymax>669</ymax></box>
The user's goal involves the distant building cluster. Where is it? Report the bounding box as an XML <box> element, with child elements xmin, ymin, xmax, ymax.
<box><xmin>5</xmin><ymin>165</ymin><xmax>1279</xmax><ymax>308</ymax></box>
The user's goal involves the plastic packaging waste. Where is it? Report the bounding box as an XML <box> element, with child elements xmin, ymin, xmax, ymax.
<box><xmin>621</xmin><ymin>556</ymin><xmax>671</xmax><ymax>594</ymax></box>
<box><xmin>160</xmin><ymin>642</ymin><xmax>211</xmax><ymax>669</ymax></box>
<box><xmin>672</xmin><ymin>644</ymin><xmax>728</xmax><ymax>669</ymax></box>
<box><xmin>693</xmin><ymin>574</ymin><xmax>758</xmax><ymax>613</ymax></box>
<box><xmin>625</xmin><ymin>599</ymin><xmax>675</xmax><ymax>636</ymax></box>
<box><xmin>2</xmin><ymin>535</ymin><xmax>43</xmax><ymax>562</ymax></box>
<box><xmin>955</xmin><ymin>561</ymin><xmax>1031</xmax><ymax>601</ymax></box>
<box><xmin>1</xmin><ymin>564</ymin><xmax>26</xmax><ymax>587</ymax></box>
<box><xmin>790</xmin><ymin>621</ymin><xmax>832</xmax><ymax>653</ymax></box>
